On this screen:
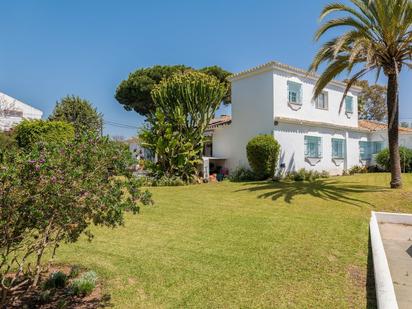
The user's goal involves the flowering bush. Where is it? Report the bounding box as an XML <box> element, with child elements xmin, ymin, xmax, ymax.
<box><xmin>0</xmin><ymin>134</ymin><xmax>152</xmax><ymax>306</ymax></box>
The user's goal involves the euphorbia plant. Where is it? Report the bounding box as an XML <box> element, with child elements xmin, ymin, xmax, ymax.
<box><xmin>0</xmin><ymin>134</ymin><xmax>152</xmax><ymax>306</ymax></box>
<box><xmin>140</xmin><ymin>71</ymin><xmax>227</xmax><ymax>182</ymax></box>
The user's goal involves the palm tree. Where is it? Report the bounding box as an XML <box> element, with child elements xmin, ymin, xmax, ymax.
<box><xmin>310</xmin><ymin>0</ymin><xmax>412</xmax><ymax>188</ymax></box>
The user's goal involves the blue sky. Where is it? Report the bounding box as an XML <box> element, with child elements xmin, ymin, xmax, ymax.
<box><xmin>1</xmin><ymin>0</ymin><xmax>411</xmax><ymax>137</ymax></box>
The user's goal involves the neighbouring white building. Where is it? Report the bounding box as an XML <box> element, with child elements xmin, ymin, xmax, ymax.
<box><xmin>0</xmin><ymin>92</ymin><xmax>43</xmax><ymax>131</ymax></box>
<box><xmin>206</xmin><ymin>61</ymin><xmax>412</xmax><ymax>175</ymax></box>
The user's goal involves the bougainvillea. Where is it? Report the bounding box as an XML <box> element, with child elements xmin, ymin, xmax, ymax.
<box><xmin>0</xmin><ymin>134</ymin><xmax>152</xmax><ymax>305</ymax></box>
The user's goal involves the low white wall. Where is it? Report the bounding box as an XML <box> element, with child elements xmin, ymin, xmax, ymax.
<box><xmin>369</xmin><ymin>211</ymin><xmax>412</xmax><ymax>309</ymax></box>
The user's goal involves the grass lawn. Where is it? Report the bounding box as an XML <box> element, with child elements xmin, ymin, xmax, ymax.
<box><xmin>56</xmin><ymin>174</ymin><xmax>412</xmax><ymax>308</ymax></box>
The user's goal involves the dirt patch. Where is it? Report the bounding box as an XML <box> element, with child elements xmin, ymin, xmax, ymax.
<box><xmin>347</xmin><ymin>265</ymin><xmax>366</xmax><ymax>289</ymax></box>
<box><xmin>4</xmin><ymin>265</ymin><xmax>112</xmax><ymax>309</ymax></box>
<box><xmin>346</xmin><ymin>264</ymin><xmax>368</xmax><ymax>309</ymax></box>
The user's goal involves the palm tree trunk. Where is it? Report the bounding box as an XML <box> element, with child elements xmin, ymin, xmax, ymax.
<box><xmin>386</xmin><ymin>73</ymin><xmax>402</xmax><ymax>188</ymax></box>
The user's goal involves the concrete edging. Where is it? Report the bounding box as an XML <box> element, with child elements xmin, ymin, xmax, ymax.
<box><xmin>370</xmin><ymin>211</ymin><xmax>399</xmax><ymax>309</ymax></box>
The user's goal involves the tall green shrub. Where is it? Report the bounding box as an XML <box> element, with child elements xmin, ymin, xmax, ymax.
<box><xmin>49</xmin><ymin>95</ymin><xmax>103</xmax><ymax>136</ymax></box>
<box><xmin>14</xmin><ymin>120</ymin><xmax>74</xmax><ymax>148</ymax></box>
<box><xmin>376</xmin><ymin>146</ymin><xmax>412</xmax><ymax>172</ymax></box>
<box><xmin>246</xmin><ymin>135</ymin><xmax>280</xmax><ymax>180</ymax></box>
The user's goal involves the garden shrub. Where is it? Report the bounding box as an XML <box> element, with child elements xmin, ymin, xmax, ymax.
<box><xmin>70</xmin><ymin>271</ymin><xmax>97</xmax><ymax>296</ymax></box>
<box><xmin>228</xmin><ymin>166</ymin><xmax>256</xmax><ymax>182</ymax></box>
<box><xmin>14</xmin><ymin>119</ymin><xmax>75</xmax><ymax>149</ymax></box>
<box><xmin>348</xmin><ymin>165</ymin><xmax>368</xmax><ymax>175</ymax></box>
<box><xmin>137</xmin><ymin>175</ymin><xmax>186</xmax><ymax>187</ymax></box>
<box><xmin>246</xmin><ymin>135</ymin><xmax>280</xmax><ymax>180</ymax></box>
<box><xmin>43</xmin><ymin>271</ymin><xmax>68</xmax><ymax>289</ymax></box>
<box><xmin>285</xmin><ymin>169</ymin><xmax>329</xmax><ymax>181</ymax></box>
<box><xmin>375</xmin><ymin>146</ymin><xmax>412</xmax><ymax>172</ymax></box>
<box><xmin>0</xmin><ymin>134</ymin><xmax>153</xmax><ymax>306</ymax></box>
<box><xmin>69</xmin><ymin>265</ymin><xmax>81</xmax><ymax>278</ymax></box>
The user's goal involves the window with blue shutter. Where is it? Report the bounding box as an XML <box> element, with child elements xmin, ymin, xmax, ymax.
<box><xmin>359</xmin><ymin>141</ymin><xmax>370</xmax><ymax>160</ymax></box>
<box><xmin>304</xmin><ymin>136</ymin><xmax>322</xmax><ymax>158</ymax></box>
<box><xmin>287</xmin><ymin>81</ymin><xmax>302</xmax><ymax>104</ymax></box>
<box><xmin>345</xmin><ymin>96</ymin><xmax>353</xmax><ymax>113</ymax></box>
<box><xmin>372</xmin><ymin>141</ymin><xmax>384</xmax><ymax>154</ymax></box>
<box><xmin>359</xmin><ymin>141</ymin><xmax>384</xmax><ymax>160</ymax></box>
<box><xmin>316</xmin><ymin>92</ymin><xmax>328</xmax><ymax>110</ymax></box>
<box><xmin>332</xmin><ymin>138</ymin><xmax>345</xmax><ymax>158</ymax></box>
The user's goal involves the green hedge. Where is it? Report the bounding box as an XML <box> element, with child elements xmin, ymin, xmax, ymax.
<box><xmin>375</xmin><ymin>146</ymin><xmax>412</xmax><ymax>172</ymax></box>
<box><xmin>246</xmin><ymin>135</ymin><xmax>280</xmax><ymax>180</ymax></box>
<box><xmin>14</xmin><ymin>120</ymin><xmax>75</xmax><ymax>148</ymax></box>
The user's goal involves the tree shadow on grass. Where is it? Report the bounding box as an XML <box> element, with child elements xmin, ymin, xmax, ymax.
<box><xmin>236</xmin><ymin>179</ymin><xmax>387</xmax><ymax>207</ymax></box>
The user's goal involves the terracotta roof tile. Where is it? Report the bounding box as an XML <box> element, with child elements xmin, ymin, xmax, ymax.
<box><xmin>358</xmin><ymin>120</ymin><xmax>412</xmax><ymax>133</ymax></box>
<box><xmin>207</xmin><ymin>115</ymin><xmax>232</xmax><ymax>129</ymax></box>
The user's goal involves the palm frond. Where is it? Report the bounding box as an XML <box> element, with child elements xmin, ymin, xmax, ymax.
<box><xmin>338</xmin><ymin>67</ymin><xmax>373</xmax><ymax>112</ymax></box>
<box><xmin>312</xmin><ymin>58</ymin><xmax>350</xmax><ymax>99</ymax></box>
<box><xmin>312</xmin><ymin>0</ymin><xmax>412</xmax><ymax>97</ymax></box>
<box><xmin>314</xmin><ymin>17</ymin><xmax>374</xmax><ymax>41</ymax></box>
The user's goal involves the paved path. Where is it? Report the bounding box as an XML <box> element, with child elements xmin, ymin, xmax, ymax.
<box><xmin>379</xmin><ymin>223</ymin><xmax>412</xmax><ymax>309</ymax></box>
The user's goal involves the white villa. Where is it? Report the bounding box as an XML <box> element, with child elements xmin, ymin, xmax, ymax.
<box><xmin>206</xmin><ymin>61</ymin><xmax>412</xmax><ymax>175</ymax></box>
<box><xmin>0</xmin><ymin>92</ymin><xmax>43</xmax><ymax>131</ymax></box>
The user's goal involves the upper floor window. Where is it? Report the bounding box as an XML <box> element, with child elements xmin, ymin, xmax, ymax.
<box><xmin>316</xmin><ymin>92</ymin><xmax>328</xmax><ymax>110</ymax></box>
<box><xmin>332</xmin><ymin>138</ymin><xmax>345</xmax><ymax>159</ymax></box>
<box><xmin>287</xmin><ymin>81</ymin><xmax>302</xmax><ymax>105</ymax></box>
<box><xmin>345</xmin><ymin>96</ymin><xmax>353</xmax><ymax>113</ymax></box>
<box><xmin>304</xmin><ymin>135</ymin><xmax>322</xmax><ymax>158</ymax></box>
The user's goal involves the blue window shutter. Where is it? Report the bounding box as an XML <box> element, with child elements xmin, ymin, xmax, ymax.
<box><xmin>359</xmin><ymin>141</ymin><xmax>372</xmax><ymax>160</ymax></box>
<box><xmin>305</xmin><ymin>136</ymin><xmax>322</xmax><ymax>158</ymax></box>
<box><xmin>345</xmin><ymin>96</ymin><xmax>353</xmax><ymax>113</ymax></box>
<box><xmin>332</xmin><ymin>138</ymin><xmax>345</xmax><ymax>158</ymax></box>
<box><xmin>287</xmin><ymin>81</ymin><xmax>302</xmax><ymax>104</ymax></box>
<box><xmin>372</xmin><ymin>141</ymin><xmax>384</xmax><ymax>154</ymax></box>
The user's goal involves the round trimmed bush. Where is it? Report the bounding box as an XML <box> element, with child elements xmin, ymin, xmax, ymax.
<box><xmin>375</xmin><ymin>146</ymin><xmax>412</xmax><ymax>172</ymax></box>
<box><xmin>246</xmin><ymin>135</ymin><xmax>280</xmax><ymax>180</ymax></box>
<box><xmin>14</xmin><ymin>119</ymin><xmax>75</xmax><ymax>149</ymax></box>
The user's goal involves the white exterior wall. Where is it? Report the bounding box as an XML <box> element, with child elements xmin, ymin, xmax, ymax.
<box><xmin>210</xmin><ymin>62</ymin><xmax>404</xmax><ymax>175</ymax></box>
<box><xmin>0</xmin><ymin>92</ymin><xmax>43</xmax><ymax>131</ymax></box>
<box><xmin>274</xmin><ymin>122</ymin><xmax>369</xmax><ymax>175</ymax></box>
<box><xmin>399</xmin><ymin>133</ymin><xmax>412</xmax><ymax>148</ymax></box>
<box><xmin>223</xmin><ymin>70</ymin><xmax>275</xmax><ymax>171</ymax></box>
<box><xmin>211</xmin><ymin>126</ymin><xmax>232</xmax><ymax>161</ymax></box>
<box><xmin>272</xmin><ymin>69</ymin><xmax>359</xmax><ymax>127</ymax></box>
<box><xmin>370</xmin><ymin>131</ymin><xmax>412</xmax><ymax>150</ymax></box>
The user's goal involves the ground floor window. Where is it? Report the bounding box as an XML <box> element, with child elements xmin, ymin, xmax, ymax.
<box><xmin>332</xmin><ymin>138</ymin><xmax>345</xmax><ymax>159</ymax></box>
<box><xmin>304</xmin><ymin>136</ymin><xmax>322</xmax><ymax>158</ymax></box>
<box><xmin>359</xmin><ymin>141</ymin><xmax>384</xmax><ymax>160</ymax></box>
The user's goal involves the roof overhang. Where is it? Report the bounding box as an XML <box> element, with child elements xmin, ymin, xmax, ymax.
<box><xmin>275</xmin><ymin>116</ymin><xmax>369</xmax><ymax>133</ymax></box>
<box><xmin>228</xmin><ymin>61</ymin><xmax>362</xmax><ymax>94</ymax></box>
